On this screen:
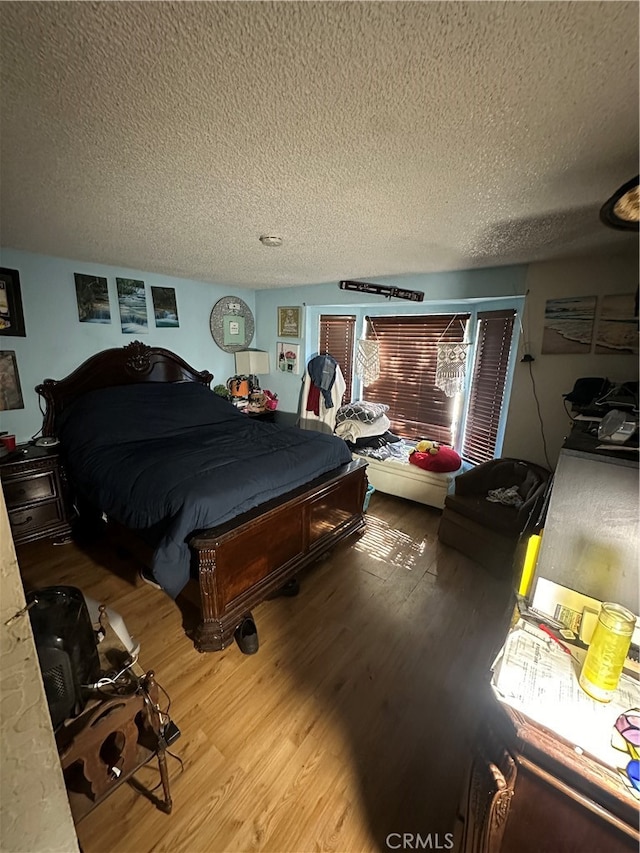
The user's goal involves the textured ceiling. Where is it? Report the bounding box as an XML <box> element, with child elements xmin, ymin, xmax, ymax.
<box><xmin>0</xmin><ymin>1</ymin><xmax>638</xmax><ymax>289</ymax></box>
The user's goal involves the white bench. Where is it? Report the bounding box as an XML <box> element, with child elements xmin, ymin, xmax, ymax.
<box><xmin>353</xmin><ymin>453</ymin><xmax>453</xmax><ymax>510</ymax></box>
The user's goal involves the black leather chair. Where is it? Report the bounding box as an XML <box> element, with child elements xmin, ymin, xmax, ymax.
<box><xmin>437</xmin><ymin>458</ymin><xmax>552</xmax><ymax>578</ymax></box>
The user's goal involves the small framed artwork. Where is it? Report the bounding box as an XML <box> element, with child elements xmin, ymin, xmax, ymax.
<box><xmin>0</xmin><ymin>350</ymin><xmax>24</xmax><ymax>411</ymax></box>
<box><xmin>151</xmin><ymin>286</ymin><xmax>179</xmax><ymax>328</ymax></box>
<box><xmin>595</xmin><ymin>293</ymin><xmax>639</xmax><ymax>355</ymax></box>
<box><xmin>223</xmin><ymin>313</ymin><xmax>245</xmax><ymax>346</ymax></box>
<box><xmin>278</xmin><ymin>306</ymin><xmax>302</xmax><ymax>338</ymax></box>
<box><xmin>277</xmin><ymin>342</ymin><xmax>300</xmax><ymax>374</ymax></box>
<box><xmin>74</xmin><ymin>273</ymin><xmax>111</xmax><ymax>324</ymax></box>
<box><xmin>541</xmin><ymin>296</ymin><xmax>596</xmax><ymax>354</ymax></box>
<box><xmin>0</xmin><ymin>267</ymin><xmax>26</xmax><ymax>337</ymax></box>
<box><xmin>116</xmin><ymin>278</ymin><xmax>148</xmax><ymax>334</ymax></box>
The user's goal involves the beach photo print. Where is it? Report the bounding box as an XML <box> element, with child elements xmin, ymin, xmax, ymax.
<box><xmin>541</xmin><ymin>295</ymin><xmax>596</xmax><ymax>355</ymax></box>
<box><xmin>594</xmin><ymin>293</ymin><xmax>638</xmax><ymax>355</ymax></box>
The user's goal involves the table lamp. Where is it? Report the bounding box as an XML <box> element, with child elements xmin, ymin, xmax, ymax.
<box><xmin>234</xmin><ymin>349</ymin><xmax>270</xmax><ymax>390</ymax></box>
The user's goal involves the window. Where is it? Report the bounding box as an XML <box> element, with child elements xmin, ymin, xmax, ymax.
<box><xmin>319</xmin><ymin>314</ymin><xmax>356</xmax><ymax>404</ymax></box>
<box><xmin>363</xmin><ymin>314</ymin><xmax>470</xmax><ymax>443</ymax></box>
<box><xmin>461</xmin><ymin>309</ymin><xmax>516</xmax><ymax>465</ymax></box>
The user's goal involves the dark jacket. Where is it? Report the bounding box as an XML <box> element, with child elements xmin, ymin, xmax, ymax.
<box><xmin>307</xmin><ymin>354</ymin><xmax>338</xmax><ymax>409</ymax></box>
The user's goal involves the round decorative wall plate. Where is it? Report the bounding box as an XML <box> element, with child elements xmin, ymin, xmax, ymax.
<box><xmin>209</xmin><ymin>296</ymin><xmax>255</xmax><ymax>352</ymax></box>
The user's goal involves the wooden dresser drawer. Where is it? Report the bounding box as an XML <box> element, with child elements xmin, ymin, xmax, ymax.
<box><xmin>8</xmin><ymin>501</ymin><xmax>63</xmax><ymax>536</ymax></box>
<box><xmin>3</xmin><ymin>472</ymin><xmax>56</xmax><ymax>507</ymax></box>
<box><xmin>1</xmin><ymin>445</ymin><xmax>72</xmax><ymax>544</ymax></box>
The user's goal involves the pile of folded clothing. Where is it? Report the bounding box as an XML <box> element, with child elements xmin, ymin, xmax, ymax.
<box><xmin>334</xmin><ymin>401</ymin><xmax>402</xmax><ymax>456</ymax></box>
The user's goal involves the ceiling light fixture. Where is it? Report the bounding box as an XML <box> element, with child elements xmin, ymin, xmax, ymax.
<box><xmin>599</xmin><ymin>175</ymin><xmax>639</xmax><ymax>231</ymax></box>
<box><xmin>259</xmin><ymin>235</ymin><xmax>283</xmax><ymax>247</ymax></box>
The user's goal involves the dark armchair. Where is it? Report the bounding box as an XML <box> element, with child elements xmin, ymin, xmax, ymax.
<box><xmin>437</xmin><ymin>458</ymin><xmax>552</xmax><ymax>578</ymax></box>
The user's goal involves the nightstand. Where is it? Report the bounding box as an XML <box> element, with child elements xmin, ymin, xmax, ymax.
<box><xmin>0</xmin><ymin>444</ymin><xmax>72</xmax><ymax>545</ymax></box>
<box><xmin>246</xmin><ymin>409</ymin><xmax>276</xmax><ymax>422</ymax></box>
<box><xmin>246</xmin><ymin>410</ymin><xmax>298</xmax><ymax>427</ymax></box>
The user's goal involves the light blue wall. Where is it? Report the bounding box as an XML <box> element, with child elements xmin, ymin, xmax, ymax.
<box><xmin>3</xmin><ymin>247</ymin><xmax>635</xmax><ymax>469</ymax></box>
<box><xmin>0</xmin><ymin>249</ymin><xmax>255</xmax><ymax>441</ymax></box>
<box><xmin>0</xmin><ymin>248</ymin><xmax>527</xmax><ymax>444</ymax></box>
<box><xmin>254</xmin><ymin>266</ymin><xmax>528</xmax><ymax>413</ymax></box>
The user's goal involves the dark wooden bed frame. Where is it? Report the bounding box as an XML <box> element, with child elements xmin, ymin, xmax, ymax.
<box><xmin>36</xmin><ymin>341</ymin><xmax>368</xmax><ymax>652</ymax></box>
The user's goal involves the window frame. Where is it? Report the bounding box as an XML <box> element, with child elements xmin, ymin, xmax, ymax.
<box><xmin>306</xmin><ymin>296</ymin><xmax>522</xmax><ymax>462</ymax></box>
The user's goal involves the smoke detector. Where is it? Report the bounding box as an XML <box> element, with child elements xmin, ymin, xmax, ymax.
<box><xmin>259</xmin><ymin>235</ymin><xmax>283</xmax><ymax>247</ymax></box>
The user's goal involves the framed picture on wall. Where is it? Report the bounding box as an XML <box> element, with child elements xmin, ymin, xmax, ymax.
<box><xmin>594</xmin><ymin>293</ymin><xmax>639</xmax><ymax>355</ymax></box>
<box><xmin>541</xmin><ymin>296</ymin><xmax>596</xmax><ymax>354</ymax></box>
<box><xmin>0</xmin><ymin>267</ymin><xmax>26</xmax><ymax>337</ymax></box>
<box><xmin>223</xmin><ymin>313</ymin><xmax>245</xmax><ymax>346</ymax></box>
<box><xmin>74</xmin><ymin>273</ymin><xmax>111</xmax><ymax>324</ymax></box>
<box><xmin>0</xmin><ymin>350</ymin><xmax>24</xmax><ymax>411</ymax></box>
<box><xmin>151</xmin><ymin>286</ymin><xmax>180</xmax><ymax>328</ymax></box>
<box><xmin>277</xmin><ymin>342</ymin><xmax>300</xmax><ymax>374</ymax></box>
<box><xmin>116</xmin><ymin>278</ymin><xmax>148</xmax><ymax>334</ymax></box>
<box><xmin>209</xmin><ymin>295</ymin><xmax>254</xmax><ymax>351</ymax></box>
<box><xmin>277</xmin><ymin>306</ymin><xmax>302</xmax><ymax>338</ymax></box>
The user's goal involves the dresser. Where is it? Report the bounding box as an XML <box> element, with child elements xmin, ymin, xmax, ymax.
<box><xmin>458</xmin><ymin>615</ymin><xmax>640</xmax><ymax>853</ymax></box>
<box><xmin>460</xmin><ymin>689</ymin><xmax>639</xmax><ymax>853</ymax></box>
<box><xmin>532</xmin><ymin>429</ymin><xmax>638</xmax><ymax>616</ymax></box>
<box><xmin>0</xmin><ymin>445</ymin><xmax>72</xmax><ymax>544</ymax></box>
<box><xmin>457</xmin><ymin>423</ymin><xmax>640</xmax><ymax>851</ymax></box>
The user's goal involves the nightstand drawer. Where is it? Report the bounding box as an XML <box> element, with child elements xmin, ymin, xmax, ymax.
<box><xmin>3</xmin><ymin>472</ymin><xmax>56</xmax><ymax>507</ymax></box>
<box><xmin>1</xmin><ymin>445</ymin><xmax>72</xmax><ymax>545</ymax></box>
<box><xmin>8</xmin><ymin>501</ymin><xmax>63</xmax><ymax>536</ymax></box>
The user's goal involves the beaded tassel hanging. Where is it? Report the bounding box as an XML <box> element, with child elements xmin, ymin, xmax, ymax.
<box><xmin>435</xmin><ymin>342</ymin><xmax>470</xmax><ymax>397</ymax></box>
<box><xmin>355</xmin><ymin>339</ymin><xmax>380</xmax><ymax>385</ymax></box>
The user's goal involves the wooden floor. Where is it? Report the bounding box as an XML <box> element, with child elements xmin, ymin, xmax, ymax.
<box><xmin>16</xmin><ymin>492</ymin><xmax>515</xmax><ymax>853</ymax></box>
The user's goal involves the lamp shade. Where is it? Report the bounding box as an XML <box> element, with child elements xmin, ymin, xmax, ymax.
<box><xmin>235</xmin><ymin>349</ymin><xmax>270</xmax><ymax>375</ymax></box>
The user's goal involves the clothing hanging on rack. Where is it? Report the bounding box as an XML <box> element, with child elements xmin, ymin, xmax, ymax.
<box><xmin>299</xmin><ymin>355</ymin><xmax>345</xmax><ymax>434</ymax></box>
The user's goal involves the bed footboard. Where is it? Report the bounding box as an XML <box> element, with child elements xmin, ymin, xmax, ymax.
<box><xmin>189</xmin><ymin>459</ymin><xmax>367</xmax><ymax>652</ymax></box>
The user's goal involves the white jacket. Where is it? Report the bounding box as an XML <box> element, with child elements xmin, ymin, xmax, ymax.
<box><xmin>298</xmin><ymin>364</ymin><xmax>346</xmax><ymax>434</ymax></box>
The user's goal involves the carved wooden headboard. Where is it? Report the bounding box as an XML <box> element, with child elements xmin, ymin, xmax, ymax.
<box><xmin>36</xmin><ymin>340</ymin><xmax>214</xmax><ymax>437</ymax></box>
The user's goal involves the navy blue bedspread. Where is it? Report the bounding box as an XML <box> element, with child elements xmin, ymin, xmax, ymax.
<box><xmin>58</xmin><ymin>382</ymin><xmax>352</xmax><ymax>597</ymax></box>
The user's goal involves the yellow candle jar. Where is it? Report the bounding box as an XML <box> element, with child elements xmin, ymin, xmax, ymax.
<box><xmin>579</xmin><ymin>603</ymin><xmax>636</xmax><ymax>703</ymax></box>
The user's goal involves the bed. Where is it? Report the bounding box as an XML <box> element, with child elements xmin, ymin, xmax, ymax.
<box><xmin>36</xmin><ymin>341</ymin><xmax>368</xmax><ymax>652</ymax></box>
